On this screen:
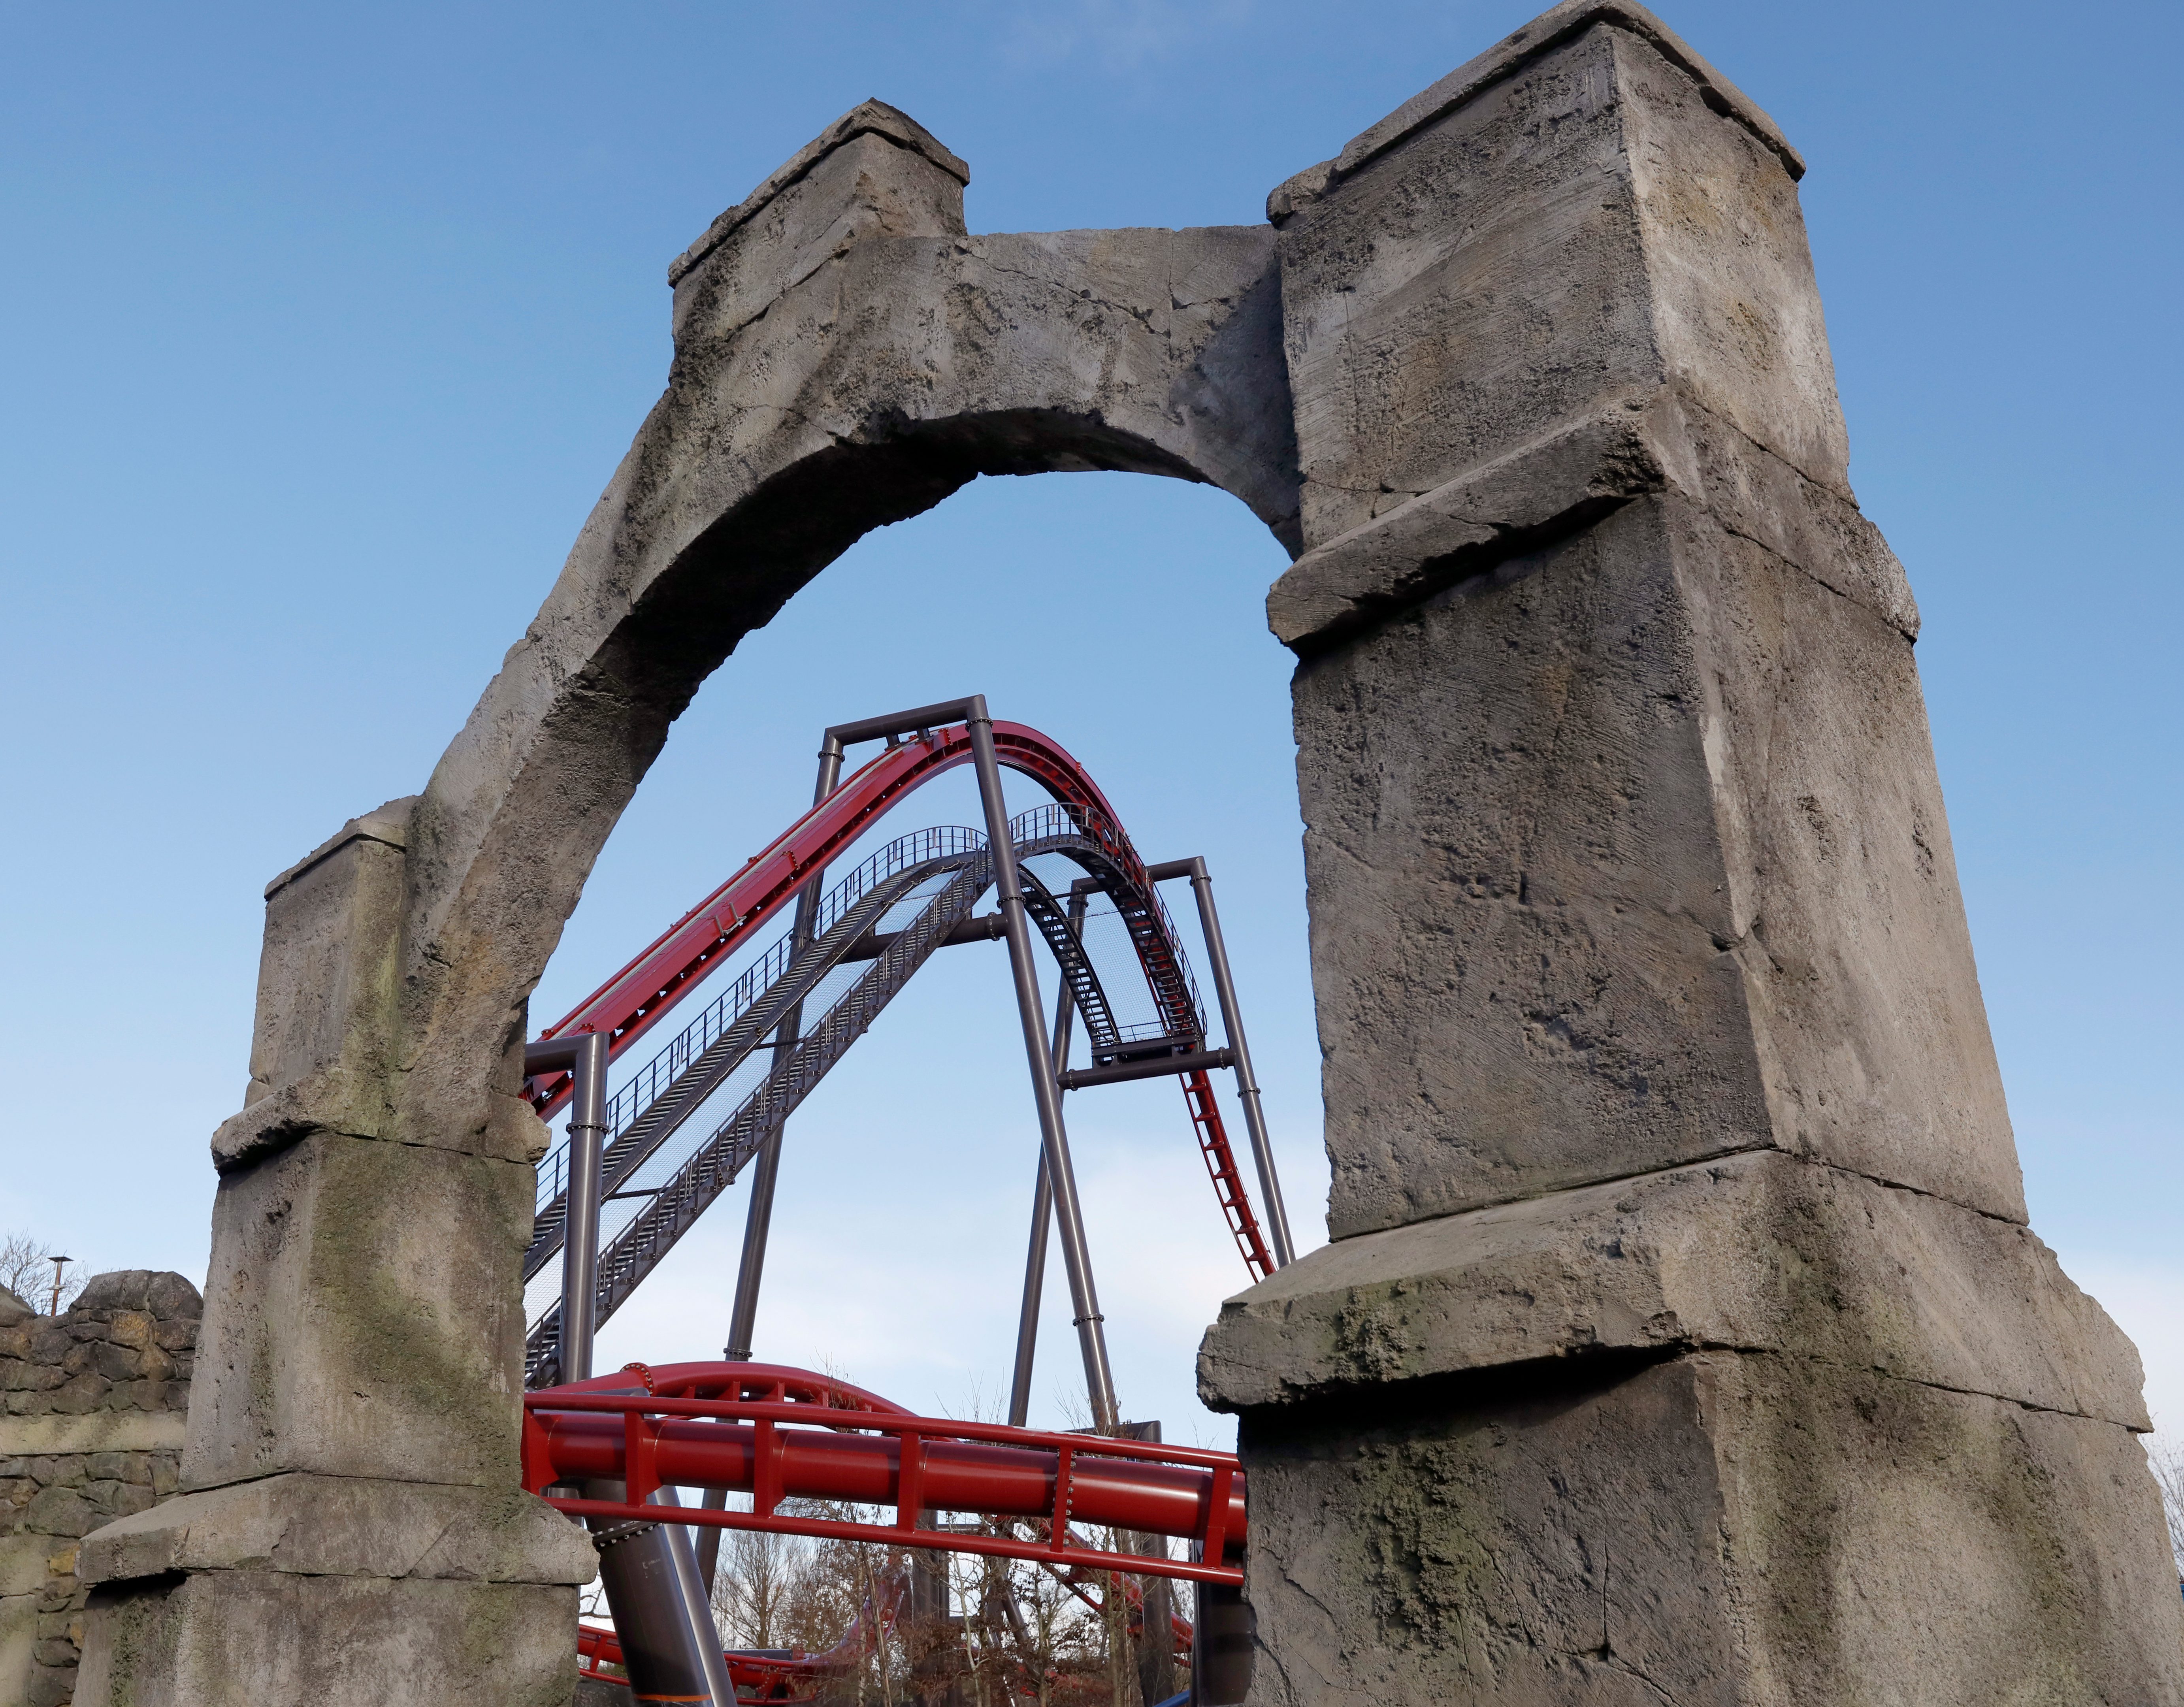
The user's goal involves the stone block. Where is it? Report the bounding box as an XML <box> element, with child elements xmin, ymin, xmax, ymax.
<box><xmin>77</xmin><ymin>1473</ymin><xmax>596</xmax><ymax>1589</ymax></box>
<box><xmin>670</xmin><ymin>99</ymin><xmax>969</xmax><ymax>343</ymax></box>
<box><xmin>75</xmin><ymin>1569</ymin><xmax>582</xmax><ymax>1707</ymax></box>
<box><xmin>1266</xmin><ymin>388</ymin><xmax>1915</xmax><ymax>658</ymax></box>
<box><xmin>0</xmin><ymin>1533</ymin><xmax>56</xmax><ymax>1597</ymax></box>
<box><xmin>1277</xmin><ymin>22</ymin><xmax>1657</xmax><ymax>547</ymax></box>
<box><xmin>0</xmin><ymin>1592</ymin><xmax>34</xmax><ymax>1705</ymax></box>
<box><xmin>22</xmin><ymin>1485</ymin><xmax>100</xmax><ymax>1540</ymax></box>
<box><xmin>1274</xmin><ymin>8</ymin><xmax>1845</xmax><ymax>553</ymax></box>
<box><xmin>215</xmin><ymin>799</ymin><xmax>416</xmax><ymax>1172</ymax></box>
<box><xmin>1236</xmin><ymin>1353</ymin><xmax>2184</xmax><ymax>1705</ymax></box>
<box><xmin>73</xmin><ymin>1272</ymin><xmax>202</xmax><ymax>1321</ymax></box>
<box><xmin>1291</xmin><ymin>490</ymin><xmax>2022</xmax><ymax>1236</ymax></box>
<box><xmin>1200</xmin><ymin>1151</ymin><xmax>2141</xmax><ymax>1426</ymax></box>
<box><xmin>184</xmin><ymin>1129</ymin><xmax>536</xmax><ymax>1489</ymax></box>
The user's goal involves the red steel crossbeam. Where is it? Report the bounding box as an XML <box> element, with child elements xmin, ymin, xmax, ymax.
<box><xmin>1182</xmin><ymin>1070</ymin><xmax>1274</xmax><ymax>1280</ymax></box>
<box><xmin>527</xmin><ymin>722</ymin><xmax>1134</xmax><ymax>1119</ymax></box>
<box><xmin>523</xmin><ymin>1374</ymin><xmax>1244</xmax><ymax>1588</ymax></box>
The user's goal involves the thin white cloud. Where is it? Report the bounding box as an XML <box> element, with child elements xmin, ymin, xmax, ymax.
<box><xmin>997</xmin><ymin>0</ymin><xmax>1256</xmax><ymax>75</ymax></box>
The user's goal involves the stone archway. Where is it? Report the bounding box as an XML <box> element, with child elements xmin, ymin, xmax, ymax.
<box><xmin>75</xmin><ymin>4</ymin><xmax>2184</xmax><ymax>1703</ymax></box>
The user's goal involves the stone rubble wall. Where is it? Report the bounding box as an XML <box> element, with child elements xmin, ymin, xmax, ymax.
<box><xmin>0</xmin><ymin>1272</ymin><xmax>200</xmax><ymax>1707</ymax></box>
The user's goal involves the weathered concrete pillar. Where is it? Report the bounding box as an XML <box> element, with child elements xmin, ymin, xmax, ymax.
<box><xmin>1199</xmin><ymin>3</ymin><xmax>2184</xmax><ymax>1700</ymax></box>
<box><xmin>70</xmin><ymin>99</ymin><xmax>1298</xmax><ymax>1707</ymax></box>
<box><xmin>72</xmin><ymin>809</ymin><xmax>596</xmax><ymax>1705</ymax></box>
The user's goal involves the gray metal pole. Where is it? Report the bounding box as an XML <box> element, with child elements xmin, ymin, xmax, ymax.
<box><xmin>722</xmin><ymin>1010</ymin><xmax>799</xmax><ymax>1362</ymax></box>
<box><xmin>966</xmin><ymin>699</ymin><xmax>1118</xmax><ymax>1430</ymax></box>
<box><xmin>1008</xmin><ymin>895</ymin><xmax>1084</xmax><ymax>1429</ymax></box>
<box><xmin>592</xmin><ymin>1482</ymin><xmax>734</xmax><ymax>1706</ymax></box>
<box><xmin>1178</xmin><ymin>858</ymin><xmax>1294</xmax><ymax>1267</ymax></box>
<box><xmin>1006</xmin><ymin>1155</ymin><xmax>1052</xmax><ymax>1430</ymax></box>
<box><xmin>560</xmin><ymin>1030</ymin><xmax>611</xmax><ymax>1383</ymax></box>
<box><xmin>706</xmin><ymin>740</ymin><xmax>848</xmax><ymax>1589</ymax></box>
<box><xmin>724</xmin><ymin>737</ymin><xmax>844</xmax><ymax>1364</ymax></box>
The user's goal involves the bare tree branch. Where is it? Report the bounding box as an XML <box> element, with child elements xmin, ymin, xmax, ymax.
<box><xmin>0</xmin><ymin>1230</ymin><xmax>86</xmax><ymax>1313</ymax></box>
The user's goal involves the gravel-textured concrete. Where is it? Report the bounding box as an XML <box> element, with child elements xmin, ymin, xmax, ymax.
<box><xmin>1237</xmin><ymin>1352</ymin><xmax>2181</xmax><ymax>1707</ymax></box>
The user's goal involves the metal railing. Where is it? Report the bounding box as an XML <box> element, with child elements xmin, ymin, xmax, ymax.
<box><xmin>534</xmin><ymin>826</ymin><xmax>986</xmax><ymax>1220</ymax></box>
<box><xmin>523</xmin><ymin>1374</ymin><xmax>1246</xmax><ymax>1588</ymax></box>
<box><xmin>527</xmin><ymin>854</ymin><xmax>993</xmax><ymax>1384</ymax></box>
<box><xmin>524</xmin><ymin>803</ymin><xmax>1268</xmax><ymax>1376</ymax></box>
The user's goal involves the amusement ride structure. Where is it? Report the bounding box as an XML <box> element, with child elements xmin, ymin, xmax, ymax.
<box><xmin>516</xmin><ymin>697</ymin><xmax>1287</xmax><ymax>1706</ymax></box>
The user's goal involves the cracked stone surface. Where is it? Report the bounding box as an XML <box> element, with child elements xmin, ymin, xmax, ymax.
<box><xmin>1287</xmin><ymin>486</ymin><xmax>2022</xmax><ymax>1239</ymax></box>
<box><xmin>76</xmin><ymin>1570</ymin><xmax>581</xmax><ymax>1707</ymax></box>
<box><xmin>77</xmin><ymin>1</ymin><xmax>2184</xmax><ymax>1701</ymax></box>
<box><xmin>1237</xmin><ymin>1352</ymin><xmax>2182</xmax><ymax>1707</ymax></box>
<box><xmin>1200</xmin><ymin>1149</ymin><xmax>2146</xmax><ymax>1428</ymax></box>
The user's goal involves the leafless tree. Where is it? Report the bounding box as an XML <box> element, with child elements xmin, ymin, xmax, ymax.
<box><xmin>2147</xmin><ymin>1433</ymin><xmax>2184</xmax><ymax>1581</ymax></box>
<box><xmin>696</xmin><ymin>1374</ymin><xmax>1180</xmax><ymax>1707</ymax></box>
<box><xmin>710</xmin><ymin>1519</ymin><xmax>810</xmax><ymax>1651</ymax></box>
<box><xmin>0</xmin><ymin>1230</ymin><xmax>85</xmax><ymax>1313</ymax></box>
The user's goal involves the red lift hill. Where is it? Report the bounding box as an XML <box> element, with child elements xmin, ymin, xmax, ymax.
<box><xmin>519</xmin><ymin>698</ymin><xmax>1291</xmax><ymax>1706</ymax></box>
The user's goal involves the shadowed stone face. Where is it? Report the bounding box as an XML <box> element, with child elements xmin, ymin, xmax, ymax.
<box><xmin>71</xmin><ymin>3</ymin><xmax>2184</xmax><ymax>1703</ymax></box>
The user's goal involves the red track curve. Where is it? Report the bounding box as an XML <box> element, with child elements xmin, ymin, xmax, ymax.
<box><xmin>526</xmin><ymin>1362</ymin><xmax>1245</xmax><ymax>1588</ymax></box>
<box><xmin>524</xmin><ymin>717</ymin><xmax>1275</xmax><ymax>1281</ymax></box>
<box><xmin>528</xmin><ymin>722</ymin><xmax>1127</xmax><ymax>1119</ymax></box>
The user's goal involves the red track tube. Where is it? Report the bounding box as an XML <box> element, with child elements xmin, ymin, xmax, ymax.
<box><xmin>530</xmin><ymin>1412</ymin><xmax>1245</xmax><ymax>1558</ymax></box>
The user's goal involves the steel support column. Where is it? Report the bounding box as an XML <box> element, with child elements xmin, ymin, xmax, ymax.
<box><xmin>1008</xmin><ymin>889</ymin><xmax>1085</xmax><ymax>1429</ymax></box>
<box><xmin>1146</xmin><ymin>857</ymin><xmax>1293</xmax><ymax>1267</ymax></box>
<box><xmin>523</xmin><ymin>1029</ymin><xmax>611</xmax><ymax>1385</ymax></box>
<box><xmin>966</xmin><ymin>698</ymin><xmax>1118</xmax><ymax>1430</ymax></box>
<box><xmin>592</xmin><ymin>1482</ymin><xmax>735</xmax><ymax>1707</ymax></box>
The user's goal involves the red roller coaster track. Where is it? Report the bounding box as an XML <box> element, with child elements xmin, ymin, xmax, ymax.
<box><xmin>524</xmin><ymin>716</ymin><xmax>1275</xmax><ymax>1287</ymax></box>
<box><xmin>529</xmin><ymin>722</ymin><xmax>1131</xmax><ymax>1117</ymax></box>
<box><xmin>526</xmin><ymin>1364</ymin><xmax>1243</xmax><ymax>1587</ymax></box>
<box><xmin>537</xmin><ymin>1363</ymin><xmax>1230</xmax><ymax>1702</ymax></box>
<box><xmin>526</xmin><ymin>710</ymin><xmax>1270</xmax><ymax>1704</ymax></box>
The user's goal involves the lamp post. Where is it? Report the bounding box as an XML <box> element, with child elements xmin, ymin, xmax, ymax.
<box><xmin>46</xmin><ymin>1255</ymin><xmax>71</xmax><ymax>1317</ymax></box>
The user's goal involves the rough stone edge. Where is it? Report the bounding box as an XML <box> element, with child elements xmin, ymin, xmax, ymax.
<box><xmin>261</xmin><ymin>794</ymin><xmax>415</xmax><ymax>900</ymax></box>
<box><xmin>669</xmin><ymin>98</ymin><xmax>972</xmax><ymax>286</ymax></box>
<box><xmin>76</xmin><ymin>1474</ymin><xmax>597</xmax><ymax>1589</ymax></box>
<box><xmin>1268</xmin><ymin>0</ymin><xmax>1801</xmax><ymax>224</ymax></box>
<box><xmin>73</xmin><ymin>1271</ymin><xmax>202</xmax><ymax>1317</ymax></box>
<box><xmin>1197</xmin><ymin>1150</ymin><xmax>2146</xmax><ymax>1430</ymax></box>
<box><xmin>210</xmin><ymin>1062</ymin><xmax>545</xmax><ymax>1174</ymax></box>
<box><xmin>209</xmin><ymin>1065</ymin><xmax>381</xmax><ymax>1171</ymax></box>
<box><xmin>0</xmin><ymin>1412</ymin><xmax>187</xmax><ymax>1455</ymax></box>
<box><xmin>1264</xmin><ymin>388</ymin><xmax>1915</xmax><ymax>654</ymax></box>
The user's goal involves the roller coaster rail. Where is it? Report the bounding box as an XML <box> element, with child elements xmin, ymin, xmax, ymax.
<box><xmin>520</xmin><ymin>697</ymin><xmax>1280</xmax><ymax>1707</ymax></box>
<box><xmin>524</xmin><ymin>1371</ymin><xmax>1246</xmax><ymax>1588</ymax></box>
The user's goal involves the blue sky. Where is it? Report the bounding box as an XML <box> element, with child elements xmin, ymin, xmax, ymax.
<box><xmin>2</xmin><ymin>0</ymin><xmax>2178</xmax><ymax>1448</ymax></box>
